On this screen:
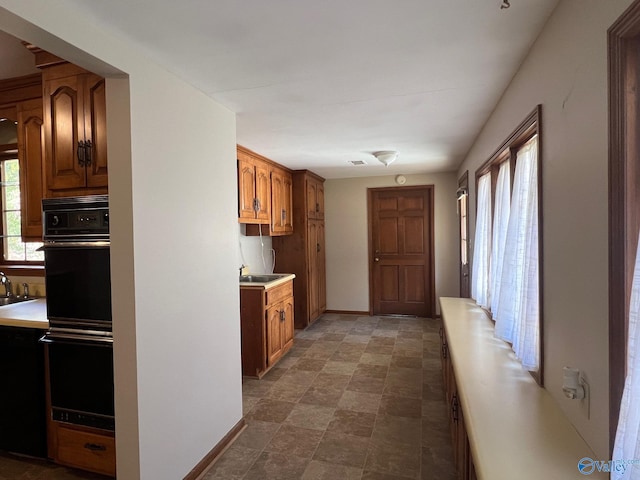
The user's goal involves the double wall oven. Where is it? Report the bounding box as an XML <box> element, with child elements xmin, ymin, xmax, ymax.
<box><xmin>39</xmin><ymin>195</ymin><xmax>114</xmax><ymax>431</ymax></box>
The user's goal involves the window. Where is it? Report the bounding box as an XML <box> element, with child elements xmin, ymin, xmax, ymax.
<box><xmin>0</xmin><ymin>116</ymin><xmax>43</xmax><ymax>265</ymax></box>
<box><xmin>471</xmin><ymin>106</ymin><xmax>542</xmax><ymax>382</ymax></box>
<box><xmin>458</xmin><ymin>171</ymin><xmax>470</xmax><ymax>298</ymax></box>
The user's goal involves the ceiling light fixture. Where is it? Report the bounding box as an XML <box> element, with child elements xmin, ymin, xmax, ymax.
<box><xmin>372</xmin><ymin>151</ymin><xmax>398</xmax><ymax>167</ymax></box>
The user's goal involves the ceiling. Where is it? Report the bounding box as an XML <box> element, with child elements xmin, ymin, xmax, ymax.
<box><xmin>3</xmin><ymin>0</ymin><xmax>560</xmax><ymax>178</ymax></box>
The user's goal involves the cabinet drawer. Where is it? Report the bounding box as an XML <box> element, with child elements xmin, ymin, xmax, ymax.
<box><xmin>56</xmin><ymin>425</ymin><xmax>116</xmax><ymax>477</ymax></box>
<box><xmin>265</xmin><ymin>281</ymin><xmax>293</xmax><ymax>306</ymax></box>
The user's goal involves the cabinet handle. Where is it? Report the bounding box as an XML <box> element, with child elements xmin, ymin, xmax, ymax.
<box><xmin>317</xmin><ymin>243</ymin><xmax>320</xmax><ymax>253</ymax></box>
<box><xmin>316</xmin><ymin>202</ymin><xmax>319</xmax><ymax>212</ymax></box>
<box><xmin>282</xmin><ymin>208</ymin><xmax>286</xmax><ymax>221</ymax></box>
<box><xmin>77</xmin><ymin>140</ymin><xmax>86</xmax><ymax>166</ymax></box>
<box><xmin>84</xmin><ymin>442</ymin><xmax>107</xmax><ymax>452</ymax></box>
<box><xmin>442</xmin><ymin>343</ymin><xmax>448</xmax><ymax>359</ymax></box>
<box><xmin>85</xmin><ymin>139</ymin><xmax>93</xmax><ymax>166</ymax></box>
<box><xmin>279</xmin><ymin>310</ymin><xmax>286</xmax><ymax>322</ymax></box>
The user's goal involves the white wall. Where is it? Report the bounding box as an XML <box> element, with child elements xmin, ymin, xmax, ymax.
<box><xmin>0</xmin><ymin>3</ymin><xmax>243</xmax><ymax>479</ymax></box>
<box><xmin>458</xmin><ymin>0</ymin><xmax>634</xmax><ymax>459</ymax></box>
<box><xmin>325</xmin><ymin>173</ymin><xmax>459</xmax><ymax>315</ymax></box>
<box><xmin>239</xmin><ymin>226</ymin><xmax>275</xmax><ymax>274</ymax></box>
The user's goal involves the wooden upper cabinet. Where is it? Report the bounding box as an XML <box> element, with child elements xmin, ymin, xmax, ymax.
<box><xmin>16</xmin><ymin>98</ymin><xmax>45</xmax><ymax>240</ymax></box>
<box><xmin>238</xmin><ymin>145</ymin><xmax>293</xmax><ymax>235</ymax></box>
<box><xmin>43</xmin><ymin>64</ymin><xmax>108</xmax><ymax>194</ymax></box>
<box><xmin>271</xmin><ymin>167</ymin><xmax>293</xmax><ymax>235</ymax></box>
<box><xmin>306</xmin><ymin>178</ymin><xmax>324</xmax><ymax>220</ymax></box>
<box><xmin>237</xmin><ymin>146</ymin><xmax>270</xmax><ymax>224</ymax></box>
<box><xmin>238</xmin><ymin>156</ymin><xmax>258</xmax><ymax>220</ymax></box>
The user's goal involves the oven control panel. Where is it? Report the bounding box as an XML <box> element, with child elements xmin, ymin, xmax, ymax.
<box><xmin>42</xmin><ymin>195</ymin><xmax>109</xmax><ymax>241</ymax></box>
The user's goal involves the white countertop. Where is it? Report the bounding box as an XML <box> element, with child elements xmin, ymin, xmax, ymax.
<box><xmin>0</xmin><ymin>298</ymin><xmax>48</xmax><ymax>329</ymax></box>
<box><xmin>439</xmin><ymin>297</ymin><xmax>606</xmax><ymax>480</ymax></box>
<box><xmin>239</xmin><ymin>273</ymin><xmax>295</xmax><ymax>290</ymax></box>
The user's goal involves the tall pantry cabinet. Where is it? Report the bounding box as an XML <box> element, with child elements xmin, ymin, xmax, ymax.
<box><xmin>273</xmin><ymin>171</ymin><xmax>326</xmax><ymax>329</ymax></box>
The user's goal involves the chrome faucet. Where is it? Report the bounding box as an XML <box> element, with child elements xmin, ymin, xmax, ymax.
<box><xmin>0</xmin><ymin>272</ymin><xmax>13</xmax><ymax>298</ymax></box>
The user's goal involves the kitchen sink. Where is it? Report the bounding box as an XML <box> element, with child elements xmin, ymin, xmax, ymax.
<box><xmin>239</xmin><ymin>274</ymin><xmax>290</xmax><ymax>283</ymax></box>
<box><xmin>0</xmin><ymin>296</ymin><xmax>36</xmax><ymax>307</ymax></box>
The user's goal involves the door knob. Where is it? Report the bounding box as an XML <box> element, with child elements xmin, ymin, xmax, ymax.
<box><xmin>374</xmin><ymin>257</ymin><xmax>380</xmax><ymax>262</ymax></box>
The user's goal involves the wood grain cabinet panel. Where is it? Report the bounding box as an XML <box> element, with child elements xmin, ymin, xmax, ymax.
<box><xmin>16</xmin><ymin>98</ymin><xmax>45</xmax><ymax>240</ymax></box>
<box><xmin>237</xmin><ymin>146</ymin><xmax>271</xmax><ymax>224</ymax></box>
<box><xmin>42</xmin><ymin>64</ymin><xmax>108</xmax><ymax>195</ymax></box>
<box><xmin>54</xmin><ymin>424</ymin><xmax>115</xmax><ymax>477</ymax></box>
<box><xmin>240</xmin><ymin>279</ymin><xmax>294</xmax><ymax>378</ymax></box>
<box><xmin>273</xmin><ymin>171</ymin><xmax>326</xmax><ymax>329</ymax></box>
<box><xmin>271</xmin><ymin>167</ymin><xmax>293</xmax><ymax>235</ymax></box>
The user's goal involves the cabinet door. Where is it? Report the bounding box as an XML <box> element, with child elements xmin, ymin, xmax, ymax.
<box><xmin>83</xmin><ymin>74</ymin><xmax>108</xmax><ymax>188</ymax></box>
<box><xmin>17</xmin><ymin>99</ymin><xmax>45</xmax><ymax>240</ymax></box>
<box><xmin>282</xmin><ymin>171</ymin><xmax>294</xmax><ymax>233</ymax></box>
<box><xmin>316</xmin><ymin>183</ymin><xmax>325</xmax><ymax>220</ymax></box>
<box><xmin>317</xmin><ymin>221</ymin><xmax>326</xmax><ymax>313</ymax></box>
<box><xmin>238</xmin><ymin>157</ymin><xmax>257</xmax><ymax>220</ymax></box>
<box><xmin>44</xmin><ymin>74</ymin><xmax>86</xmax><ymax>190</ymax></box>
<box><xmin>307</xmin><ymin>221</ymin><xmax>319</xmax><ymax>321</ymax></box>
<box><xmin>306</xmin><ymin>180</ymin><xmax>317</xmax><ymax>219</ymax></box>
<box><xmin>281</xmin><ymin>296</ymin><xmax>294</xmax><ymax>351</ymax></box>
<box><xmin>270</xmin><ymin>168</ymin><xmax>285</xmax><ymax>233</ymax></box>
<box><xmin>266</xmin><ymin>303</ymin><xmax>283</xmax><ymax>366</ymax></box>
<box><xmin>254</xmin><ymin>162</ymin><xmax>271</xmax><ymax>222</ymax></box>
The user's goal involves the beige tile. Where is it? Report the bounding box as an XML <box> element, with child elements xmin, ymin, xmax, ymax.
<box><xmin>391</xmin><ymin>356</ymin><xmax>424</xmax><ymax>369</ymax></box>
<box><xmin>313</xmin><ymin>432</ymin><xmax>370</xmax><ymax>468</ymax></box>
<box><xmin>266</xmin><ymin>381</ymin><xmax>310</xmax><ymax>402</ymax></box>
<box><xmin>379</xmin><ymin>395</ymin><xmax>422</xmax><ymax>418</ymax></box>
<box><xmin>242</xmin><ymin>378</ymin><xmax>274</xmax><ymax>398</ymax></box>
<box><xmin>246</xmin><ymin>398</ymin><xmax>296</xmax><ymax>423</ymax></box>
<box><xmin>321</xmin><ymin>360</ymin><xmax>359</xmax><ymax>375</ymax></box>
<box><xmin>327</xmin><ymin>409</ymin><xmax>377</xmax><ymax>437</ymax></box>
<box><xmin>278</xmin><ymin>369</ymin><xmax>319</xmax><ymax>387</ymax></box>
<box><xmin>421</xmin><ymin>445</ymin><xmax>456</xmax><ymax>480</ymax></box>
<box><xmin>284</xmin><ymin>403</ymin><xmax>336</xmax><ymax>431</ymax></box>
<box><xmin>313</xmin><ymin>373</ymin><xmax>352</xmax><ymax>389</ymax></box>
<box><xmin>234</xmin><ymin>420</ymin><xmax>281</xmax><ymax>450</ymax></box>
<box><xmin>362</xmin><ymin>470</ymin><xmax>415</xmax><ymax>480</ymax></box>
<box><xmin>299</xmin><ymin>386</ymin><xmax>345</xmax><ymax>407</ymax></box>
<box><xmin>302</xmin><ymin>460</ymin><xmax>363</xmax><ymax>480</ymax></box>
<box><xmin>291</xmin><ymin>358</ymin><xmax>328</xmax><ymax>372</ymax></box>
<box><xmin>338</xmin><ymin>391</ymin><xmax>382</xmax><ymax>414</ymax></box>
<box><xmin>330</xmin><ymin>350</ymin><xmax>364</xmax><ymax>362</ymax></box>
<box><xmin>203</xmin><ymin>444</ymin><xmax>261</xmax><ymax>479</ymax></box>
<box><xmin>243</xmin><ymin>451</ymin><xmax>310</xmax><ymax>480</ymax></box>
<box><xmin>261</xmin><ymin>367</ymin><xmax>288</xmax><ymax>382</ymax></box>
<box><xmin>347</xmin><ymin>375</ymin><xmax>386</xmax><ymax>394</ymax></box>
<box><xmin>372</xmin><ymin>414</ymin><xmax>421</xmax><ymax>446</ymax></box>
<box><xmin>264</xmin><ymin>425</ymin><xmax>324</xmax><ymax>458</ymax></box>
<box><xmin>354</xmin><ymin>363</ymin><xmax>389</xmax><ymax>379</ymax></box>
<box><xmin>360</xmin><ymin>353</ymin><xmax>393</xmax><ymax>366</ymax></box>
<box><xmin>364</xmin><ymin>438</ymin><xmax>421</xmax><ymax>479</ymax></box>
<box><xmin>243</xmin><ymin>395</ymin><xmax>260</xmax><ymax>416</ymax></box>
<box><xmin>365</xmin><ymin>344</ymin><xmax>395</xmax><ymax>355</ymax></box>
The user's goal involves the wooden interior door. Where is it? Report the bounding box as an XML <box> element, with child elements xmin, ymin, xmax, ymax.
<box><xmin>369</xmin><ymin>186</ymin><xmax>435</xmax><ymax>317</ymax></box>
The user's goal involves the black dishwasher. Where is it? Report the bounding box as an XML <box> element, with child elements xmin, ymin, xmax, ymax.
<box><xmin>0</xmin><ymin>326</ymin><xmax>47</xmax><ymax>457</ymax></box>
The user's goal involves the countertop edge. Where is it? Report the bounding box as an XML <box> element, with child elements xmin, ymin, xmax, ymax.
<box><xmin>0</xmin><ymin>298</ymin><xmax>49</xmax><ymax>329</ymax></box>
<box><xmin>239</xmin><ymin>273</ymin><xmax>296</xmax><ymax>290</ymax></box>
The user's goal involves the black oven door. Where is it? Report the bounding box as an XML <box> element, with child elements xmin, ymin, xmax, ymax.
<box><xmin>40</xmin><ymin>331</ymin><xmax>114</xmax><ymax>431</ymax></box>
<box><xmin>42</xmin><ymin>243</ymin><xmax>111</xmax><ymax>331</ymax></box>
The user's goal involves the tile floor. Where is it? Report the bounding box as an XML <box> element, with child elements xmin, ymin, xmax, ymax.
<box><xmin>202</xmin><ymin>313</ymin><xmax>456</xmax><ymax>480</ymax></box>
<box><xmin>0</xmin><ymin>313</ymin><xmax>455</xmax><ymax>480</ymax></box>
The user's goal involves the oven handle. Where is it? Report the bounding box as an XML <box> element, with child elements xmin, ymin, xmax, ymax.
<box><xmin>37</xmin><ymin>241</ymin><xmax>110</xmax><ymax>250</ymax></box>
<box><xmin>39</xmin><ymin>331</ymin><xmax>113</xmax><ymax>347</ymax></box>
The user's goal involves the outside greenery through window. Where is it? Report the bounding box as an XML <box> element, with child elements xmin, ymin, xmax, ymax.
<box><xmin>0</xmin><ymin>157</ymin><xmax>43</xmax><ymax>262</ymax></box>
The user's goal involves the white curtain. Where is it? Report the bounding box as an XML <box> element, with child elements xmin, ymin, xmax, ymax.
<box><xmin>490</xmin><ymin>162</ymin><xmax>511</xmax><ymax>318</ymax></box>
<box><xmin>472</xmin><ymin>173</ymin><xmax>492</xmax><ymax>309</ymax></box>
<box><xmin>612</xmin><ymin>230</ymin><xmax>640</xmax><ymax>479</ymax></box>
<box><xmin>494</xmin><ymin>137</ymin><xmax>539</xmax><ymax>371</ymax></box>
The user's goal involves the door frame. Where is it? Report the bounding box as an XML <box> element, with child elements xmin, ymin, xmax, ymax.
<box><xmin>367</xmin><ymin>185</ymin><xmax>436</xmax><ymax>317</ymax></box>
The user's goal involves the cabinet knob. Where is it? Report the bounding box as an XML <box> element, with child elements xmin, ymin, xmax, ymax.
<box><xmin>374</xmin><ymin>257</ymin><xmax>380</xmax><ymax>262</ymax></box>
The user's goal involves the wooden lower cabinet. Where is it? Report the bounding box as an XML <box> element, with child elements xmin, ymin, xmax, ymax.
<box><xmin>241</xmin><ymin>279</ymin><xmax>294</xmax><ymax>378</ymax></box>
<box><xmin>50</xmin><ymin>422</ymin><xmax>115</xmax><ymax>477</ymax></box>
<box><xmin>440</xmin><ymin>326</ymin><xmax>475</xmax><ymax>480</ymax></box>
